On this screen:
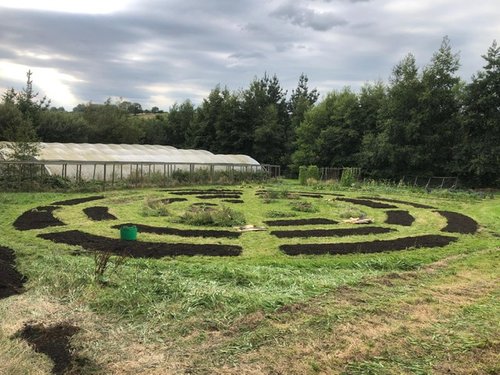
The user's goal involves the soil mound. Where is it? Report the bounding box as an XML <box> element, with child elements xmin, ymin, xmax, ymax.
<box><xmin>222</xmin><ymin>199</ymin><xmax>244</xmax><ymax>203</ymax></box>
<box><xmin>385</xmin><ymin>210</ymin><xmax>415</xmax><ymax>226</ymax></box>
<box><xmin>13</xmin><ymin>206</ymin><xmax>65</xmax><ymax>231</ymax></box>
<box><xmin>14</xmin><ymin>322</ymin><xmax>81</xmax><ymax>375</ymax></box>
<box><xmin>337</xmin><ymin>198</ymin><xmax>398</xmax><ymax>209</ymax></box>
<box><xmin>436</xmin><ymin>210</ymin><xmax>478</xmax><ymax>234</ymax></box>
<box><xmin>360</xmin><ymin>196</ymin><xmax>436</xmax><ymax>209</ymax></box>
<box><xmin>38</xmin><ymin>230</ymin><xmax>242</xmax><ymax>257</ymax></box>
<box><xmin>83</xmin><ymin>206</ymin><xmax>117</xmax><ymax>221</ymax></box>
<box><xmin>264</xmin><ymin>218</ymin><xmax>338</xmax><ymax>226</ymax></box>
<box><xmin>51</xmin><ymin>196</ymin><xmax>104</xmax><ymax>206</ymax></box>
<box><xmin>271</xmin><ymin>226</ymin><xmax>394</xmax><ymax>238</ymax></box>
<box><xmin>280</xmin><ymin>234</ymin><xmax>457</xmax><ymax>255</ymax></box>
<box><xmin>111</xmin><ymin>223</ymin><xmax>241</xmax><ymax>238</ymax></box>
<box><xmin>0</xmin><ymin>246</ymin><xmax>26</xmax><ymax>299</ymax></box>
<box><xmin>160</xmin><ymin>197</ymin><xmax>188</xmax><ymax>204</ymax></box>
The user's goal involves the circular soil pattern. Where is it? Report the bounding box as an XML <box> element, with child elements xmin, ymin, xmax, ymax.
<box><xmin>435</xmin><ymin>210</ymin><xmax>478</xmax><ymax>234</ymax></box>
<box><xmin>38</xmin><ymin>230</ymin><xmax>242</xmax><ymax>257</ymax></box>
<box><xmin>0</xmin><ymin>246</ymin><xmax>26</xmax><ymax>299</ymax></box>
<box><xmin>111</xmin><ymin>223</ymin><xmax>241</xmax><ymax>238</ymax></box>
<box><xmin>336</xmin><ymin>197</ymin><xmax>398</xmax><ymax>209</ymax></box>
<box><xmin>14</xmin><ymin>206</ymin><xmax>65</xmax><ymax>231</ymax></box>
<box><xmin>271</xmin><ymin>226</ymin><xmax>395</xmax><ymax>238</ymax></box>
<box><xmin>264</xmin><ymin>218</ymin><xmax>339</xmax><ymax>226</ymax></box>
<box><xmin>51</xmin><ymin>196</ymin><xmax>104</xmax><ymax>206</ymax></box>
<box><xmin>14</xmin><ymin>322</ymin><xmax>83</xmax><ymax>375</ymax></box>
<box><xmin>83</xmin><ymin>206</ymin><xmax>117</xmax><ymax>221</ymax></box>
<box><xmin>385</xmin><ymin>210</ymin><xmax>415</xmax><ymax>226</ymax></box>
<box><xmin>280</xmin><ymin>234</ymin><xmax>457</xmax><ymax>255</ymax></box>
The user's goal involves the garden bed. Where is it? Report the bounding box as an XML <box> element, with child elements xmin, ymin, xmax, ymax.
<box><xmin>385</xmin><ymin>210</ymin><xmax>415</xmax><ymax>226</ymax></box>
<box><xmin>271</xmin><ymin>226</ymin><xmax>395</xmax><ymax>238</ymax></box>
<box><xmin>436</xmin><ymin>210</ymin><xmax>478</xmax><ymax>234</ymax></box>
<box><xmin>0</xmin><ymin>245</ymin><xmax>26</xmax><ymax>299</ymax></box>
<box><xmin>264</xmin><ymin>218</ymin><xmax>338</xmax><ymax>226</ymax></box>
<box><xmin>83</xmin><ymin>206</ymin><xmax>117</xmax><ymax>221</ymax></box>
<box><xmin>360</xmin><ymin>196</ymin><xmax>435</xmax><ymax>209</ymax></box>
<box><xmin>111</xmin><ymin>223</ymin><xmax>241</xmax><ymax>238</ymax></box>
<box><xmin>38</xmin><ymin>230</ymin><xmax>242</xmax><ymax>257</ymax></box>
<box><xmin>337</xmin><ymin>197</ymin><xmax>398</xmax><ymax>209</ymax></box>
<box><xmin>280</xmin><ymin>234</ymin><xmax>457</xmax><ymax>255</ymax></box>
<box><xmin>51</xmin><ymin>196</ymin><xmax>104</xmax><ymax>206</ymax></box>
<box><xmin>14</xmin><ymin>206</ymin><xmax>65</xmax><ymax>231</ymax></box>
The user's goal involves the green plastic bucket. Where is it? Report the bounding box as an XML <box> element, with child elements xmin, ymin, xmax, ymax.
<box><xmin>120</xmin><ymin>225</ymin><xmax>137</xmax><ymax>241</ymax></box>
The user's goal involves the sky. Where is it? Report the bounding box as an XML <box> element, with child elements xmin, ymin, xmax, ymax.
<box><xmin>0</xmin><ymin>0</ymin><xmax>498</xmax><ymax>111</ymax></box>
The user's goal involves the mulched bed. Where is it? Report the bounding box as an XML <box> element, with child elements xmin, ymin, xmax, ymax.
<box><xmin>51</xmin><ymin>196</ymin><xmax>104</xmax><ymax>206</ymax></box>
<box><xmin>196</xmin><ymin>194</ymin><xmax>242</xmax><ymax>199</ymax></box>
<box><xmin>359</xmin><ymin>196</ymin><xmax>436</xmax><ymax>209</ymax></box>
<box><xmin>271</xmin><ymin>226</ymin><xmax>395</xmax><ymax>238</ymax></box>
<box><xmin>435</xmin><ymin>210</ymin><xmax>478</xmax><ymax>234</ymax></box>
<box><xmin>38</xmin><ymin>230</ymin><xmax>242</xmax><ymax>257</ymax></box>
<box><xmin>160</xmin><ymin>197</ymin><xmax>188</xmax><ymax>204</ymax></box>
<box><xmin>385</xmin><ymin>210</ymin><xmax>415</xmax><ymax>226</ymax></box>
<box><xmin>167</xmin><ymin>190</ymin><xmax>242</xmax><ymax>195</ymax></box>
<box><xmin>83</xmin><ymin>206</ymin><xmax>117</xmax><ymax>221</ymax></box>
<box><xmin>222</xmin><ymin>199</ymin><xmax>244</xmax><ymax>203</ymax></box>
<box><xmin>264</xmin><ymin>218</ymin><xmax>338</xmax><ymax>226</ymax></box>
<box><xmin>0</xmin><ymin>246</ymin><xmax>26</xmax><ymax>299</ymax></box>
<box><xmin>336</xmin><ymin>197</ymin><xmax>398</xmax><ymax>209</ymax></box>
<box><xmin>280</xmin><ymin>234</ymin><xmax>457</xmax><ymax>255</ymax></box>
<box><xmin>111</xmin><ymin>223</ymin><xmax>241</xmax><ymax>238</ymax></box>
<box><xmin>14</xmin><ymin>322</ymin><xmax>82</xmax><ymax>375</ymax></box>
<box><xmin>191</xmin><ymin>202</ymin><xmax>218</xmax><ymax>206</ymax></box>
<box><xmin>13</xmin><ymin>206</ymin><xmax>65</xmax><ymax>231</ymax></box>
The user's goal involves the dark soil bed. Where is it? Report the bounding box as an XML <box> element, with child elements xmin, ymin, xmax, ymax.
<box><xmin>14</xmin><ymin>322</ymin><xmax>82</xmax><ymax>375</ymax></box>
<box><xmin>191</xmin><ymin>202</ymin><xmax>218</xmax><ymax>206</ymax></box>
<box><xmin>160</xmin><ymin>197</ymin><xmax>188</xmax><ymax>204</ymax></box>
<box><xmin>51</xmin><ymin>195</ymin><xmax>104</xmax><ymax>206</ymax></box>
<box><xmin>13</xmin><ymin>206</ymin><xmax>65</xmax><ymax>231</ymax></box>
<box><xmin>385</xmin><ymin>210</ymin><xmax>415</xmax><ymax>226</ymax></box>
<box><xmin>271</xmin><ymin>226</ymin><xmax>395</xmax><ymax>238</ymax></box>
<box><xmin>336</xmin><ymin>197</ymin><xmax>398</xmax><ymax>209</ymax></box>
<box><xmin>360</xmin><ymin>196</ymin><xmax>436</xmax><ymax>209</ymax></box>
<box><xmin>264</xmin><ymin>218</ymin><xmax>338</xmax><ymax>226</ymax></box>
<box><xmin>111</xmin><ymin>223</ymin><xmax>241</xmax><ymax>238</ymax></box>
<box><xmin>435</xmin><ymin>210</ymin><xmax>478</xmax><ymax>234</ymax></box>
<box><xmin>222</xmin><ymin>199</ymin><xmax>244</xmax><ymax>203</ymax></box>
<box><xmin>196</xmin><ymin>194</ymin><xmax>242</xmax><ymax>199</ymax></box>
<box><xmin>280</xmin><ymin>234</ymin><xmax>457</xmax><ymax>255</ymax></box>
<box><xmin>167</xmin><ymin>189</ymin><xmax>242</xmax><ymax>195</ymax></box>
<box><xmin>83</xmin><ymin>206</ymin><xmax>117</xmax><ymax>221</ymax></box>
<box><xmin>38</xmin><ymin>230</ymin><xmax>242</xmax><ymax>257</ymax></box>
<box><xmin>0</xmin><ymin>246</ymin><xmax>26</xmax><ymax>299</ymax></box>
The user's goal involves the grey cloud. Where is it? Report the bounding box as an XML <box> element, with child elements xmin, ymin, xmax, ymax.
<box><xmin>271</xmin><ymin>3</ymin><xmax>348</xmax><ymax>31</ymax></box>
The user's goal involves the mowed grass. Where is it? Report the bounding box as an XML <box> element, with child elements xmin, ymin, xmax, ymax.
<box><xmin>0</xmin><ymin>181</ymin><xmax>498</xmax><ymax>374</ymax></box>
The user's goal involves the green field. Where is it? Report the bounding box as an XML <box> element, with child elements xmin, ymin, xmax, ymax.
<box><xmin>1</xmin><ymin>181</ymin><xmax>499</xmax><ymax>374</ymax></box>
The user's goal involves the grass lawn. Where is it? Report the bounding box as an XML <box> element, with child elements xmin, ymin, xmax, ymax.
<box><xmin>0</xmin><ymin>180</ymin><xmax>498</xmax><ymax>374</ymax></box>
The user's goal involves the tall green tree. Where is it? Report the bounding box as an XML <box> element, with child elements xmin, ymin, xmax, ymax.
<box><xmin>458</xmin><ymin>40</ymin><xmax>500</xmax><ymax>186</ymax></box>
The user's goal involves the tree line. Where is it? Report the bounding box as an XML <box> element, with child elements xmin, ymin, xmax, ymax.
<box><xmin>0</xmin><ymin>37</ymin><xmax>498</xmax><ymax>187</ymax></box>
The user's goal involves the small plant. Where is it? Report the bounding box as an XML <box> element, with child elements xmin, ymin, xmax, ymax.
<box><xmin>307</xmin><ymin>165</ymin><xmax>320</xmax><ymax>181</ymax></box>
<box><xmin>93</xmin><ymin>250</ymin><xmax>128</xmax><ymax>285</ymax></box>
<box><xmin>289</xmin><ymin>201</ymin><xmax>318</xmax><ymax>213</ymax></box>
<box><xmin>265</xmin><ymin>210</ymin><xmax>298</xmax><ymax>218</ymax></box>
<box><xmin>180</xmin><ymin>205</ymin><xmax>245</xmax><ymax>226</ymax></box>
<box><xmin>142</xmin><ymin>196</ymin><xmax>170</xmax><ymax>217</ymax></box>
<box><xmin>339</xmin><ymin>167</ymin><xmax>361</xmax><ymax>187</ymax></box>
<box><xmin>298</xmin><ymin>166</ymin><xmax>308</xmax><ymax>185</ymax></box>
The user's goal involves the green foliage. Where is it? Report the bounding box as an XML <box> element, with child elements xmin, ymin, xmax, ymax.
<box><xmin>180</xmin><ymin>205</ymin><xmax>246</xmax><ymax>226</ymax></box>
<box><xmin>289</xmin><ymin>201</ymin><xmax>317</xmax><ymax>212</ymax></box>
<box><xmin>339</xmin><ymin>167</ymin><xmax>361</xmax><ymax>187</ymax></box>
<box><xmin>142</xmin><ymin>196</ymin><xmax>171</xmax><ymax>217</ymax></box>
<box><xmin>307</xmin><ymin>165</ymin><xmax>320</xmax><ymax>181</ymax></box>
<box><xmin>298</xmin><ymin>166</ymin><xmax>308</xmax><ymax>185</ymax></box>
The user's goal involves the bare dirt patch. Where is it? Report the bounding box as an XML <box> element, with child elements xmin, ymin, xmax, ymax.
<box><xmin>264</xmin><ymin>218</ymin><xmax>338</xmax><ymax>226</ymax></box>
<box><xmin>271</xmin><ymin>226</ymin><xmax>395</xmax><ymax>238</ymax></box>
<box><xmin>385</xmin><ymin>210</ymin><xmax>415</xmax><ymax>226</ymax></box>
<box><xmin>13</xmin><ymin>206</ymin><xmax>65</xmax><ymax>231</ymax></box>
<box><xmin>51</xmin><ymin>196</ymin><xmax>104</xmax><ymax>206</ymax></box>
<box><xmin>435</xmin><ymin>210</ymin><xmax>478</xmax><ymax>234</ymax></box>
<box><xmin>336</xmin><ymin>197</ymin><xmax>398</xmax><ymax>209</ymax></box>
<box><xmin>196</xmin><ymin>194</ymin><xmax>242</xmax><ymax>199</ymax></box>
<box><xmin>38</xmin><ymin>230</ymin><xmax>242</xmax><ymax>257</ymax></box>
<box><xmin>83</xmin><ymin>206</ymin><xmax>117</xmax><ymax>221</ymax></box>
<box><xmin>280</xmin><ymin>234</ymin><xmax>457</xmax><ymax>255</ymax></box>
<box><xmin>13</xmin><ymin>322</ymin><xmax>83</xmax><ymax>375</ymax></box>
<box><xmin>111</xmin><ymin>223</ymin><xmax>241</xmax><ymax>238</ymax></box>
<box><xmin>222</xmin><ymin>199</ymin><xmax>245</xmax><ymax>204</ymax></box>
<box><xmin>360</xmin><ymin>196</ymin><xmax>436</xmax><ymax>209</ymax></box>
<box><xmin>0</xmin><ymin>246</ymin><xmax>26</xmax><ymax>299</ymax></box>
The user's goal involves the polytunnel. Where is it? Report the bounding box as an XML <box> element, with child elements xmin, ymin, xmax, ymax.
<box><xmin>0</xmin><ymin>142</ymin><xmax>266</xmax><ymax>181</ymax></box>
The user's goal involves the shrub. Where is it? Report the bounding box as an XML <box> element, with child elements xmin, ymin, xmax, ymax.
<box><xmin>307</xmin><ymin>165</ymin><xmax>320</xmax><ymax>181</ymax></box>
<box><xmin>180</xmin><ymin>205</ymin><xmax>246</xmax><ymax>226</ymax></box>
<box><xmin>265</xmin><ymin>210</ymin><xmax>297</xmax><ymax>218</ymax></box>
<box><xmin>142</xmin><ymin>196</ymin><xmax>170</xmax><ymax>217</ymax></box>
<box><xmin>289</xmin><ymin>201</ymin><xmax>318</xmax><ymax>213</ymax></box>
<box><xmin>339</xmin><ymin>167</ymin><xmax>361</xmax><ymax>187</ymax></box>
<box><xmin>298</xmin><ymin>166</ymin><xmax>308</xmax><ymax>185</ymax></box>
